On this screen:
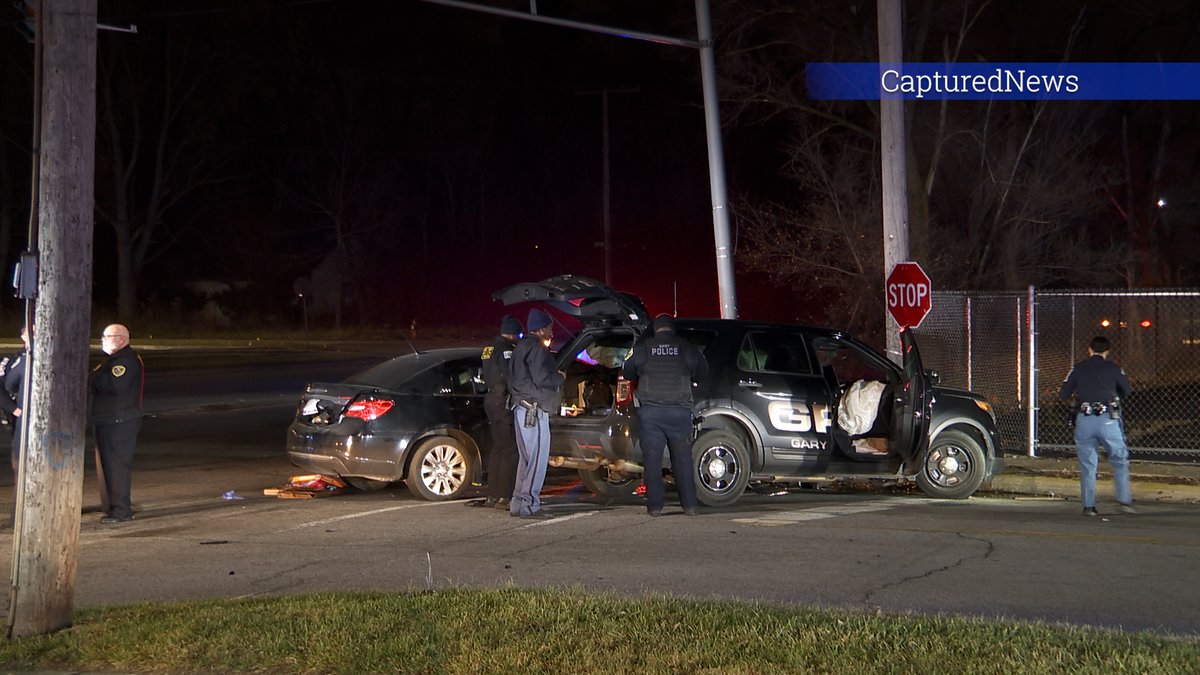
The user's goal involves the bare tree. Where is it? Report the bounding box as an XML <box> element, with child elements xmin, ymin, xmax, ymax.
<box><xmin>715</xmin><ymin>0</ymin><xmax>1152</xmax><ymax>327</ymax></box>
<box><xmin>93</xmin><ymin>29</ymin><xmax>232</xmax><ymax>321</ymax></box>
<box><xmin>738</xmin><ymin>122</ymin><xmax>884</xmax><ymax>334</ymax></box>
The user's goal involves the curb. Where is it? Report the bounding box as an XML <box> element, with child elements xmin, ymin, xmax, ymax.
<box><xmin>986</xmin><ymin>473</ymin><xmax>1200</xmax><ymax>504</ymax></box>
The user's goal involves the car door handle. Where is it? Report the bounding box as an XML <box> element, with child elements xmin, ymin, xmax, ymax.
<box><xmin>737</xmin><ymin>379</ymin><xmax>762</xmax><ymax>389</ymax></box>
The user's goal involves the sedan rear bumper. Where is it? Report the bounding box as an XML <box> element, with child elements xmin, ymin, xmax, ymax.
<box><xmin>286</xmin><ymin>424</ymin><xmax>409</xmax><ymax>481</ymax></box>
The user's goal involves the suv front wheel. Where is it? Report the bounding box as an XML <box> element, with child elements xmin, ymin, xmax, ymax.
<box><xmin>914</xmin><ymin>430</ymin><xmax>986</xmax><ymax>499</ymax></box>
<box><xmin>692</xmin><ymin>430</ymin><xmax>751</xmax><ymax>507</ymax></box>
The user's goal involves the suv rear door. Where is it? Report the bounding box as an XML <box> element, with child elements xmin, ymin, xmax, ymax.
<box><xmin>728</xmin><ymin>328</ymin><xmax>832</xmax><ymax>473</ymax></box>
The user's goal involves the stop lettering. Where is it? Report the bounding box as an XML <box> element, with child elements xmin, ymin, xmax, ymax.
<box><xmin>888</xmin><ymin>282</ymin><xmax>928</xmax><ymax>308</ymax></box>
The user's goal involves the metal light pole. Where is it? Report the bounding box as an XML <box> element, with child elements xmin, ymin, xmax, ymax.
<box><xmin>418</xmin><ymin>0</ymin><xmax>739</xmax><ymax>317</ymax></box>
<box><xmin>694</xmin><ymin>0</ymin><xmax>737</xmax><ymax>318</ymax></box>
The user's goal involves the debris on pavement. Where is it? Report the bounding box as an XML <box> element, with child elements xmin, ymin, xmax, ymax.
<box><xmin>264</xmin><ymin>474</ymin><xmax>346</xmax><ymax>499</ymax></box>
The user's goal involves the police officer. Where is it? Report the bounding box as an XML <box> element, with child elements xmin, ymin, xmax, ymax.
<box><xmin>1059</xmin><ymin>335</ymin><xmax>1134</xmax><ymax>517</ymax></box>
<box><xmin>0</xmin><ymin>326</ymin><xmax>30</xmax><ymax>474</ymax></box>
<box><xmin>508</xmin><ymin>308</ymin><xmax>563</xmax><ymax>520</ymax></box>
<box><xmin>90</xmin><ymin>324</ymin><xmax>144</xmax><ymax>524</ymax></box>
<box><xmin>623</xmin><ymin>314</ymin><xmax>708</xmax><ymax>517</ymax></box>
<box><xmin>469</xmin><ymin>315</ymin><xmax>521</xmax><ymax>510</ymax></box>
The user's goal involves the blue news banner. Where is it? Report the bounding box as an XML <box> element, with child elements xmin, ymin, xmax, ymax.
<box><xmin>806</xmin><ymin>63</ymin><xmax>1200</xmax><ymax>101</ymax></box>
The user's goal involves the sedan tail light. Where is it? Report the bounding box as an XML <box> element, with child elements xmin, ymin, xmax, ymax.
<box><xmin>615</xmin><ymin>376</ymin><xmax>634</xmax><ymax>406</ymax></box>
<box><xmin>344</xmin><ymin>398</ymin><xmax>395</xmax><ymax>421</ymax></box>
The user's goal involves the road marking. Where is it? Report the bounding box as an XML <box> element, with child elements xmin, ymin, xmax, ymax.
<box><xmin>732</xmin><ymin>501</ymin><xmax>897</xmax><ymax>526</ymax></box>
<box><xmin>283</xmin><ymin>500</ymin><xmax>452</xmax><ymax>531</ymax></box>
<box><xmin>518</xmin><ymin>510</ymin><xmax>598</xmax><ymax>529</ymax></box>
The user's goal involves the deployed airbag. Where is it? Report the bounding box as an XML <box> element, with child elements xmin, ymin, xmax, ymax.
<box><xmin>838</xmin><ymin>380</ymin><xmax>887</xmax><ymax>436</ymax></box>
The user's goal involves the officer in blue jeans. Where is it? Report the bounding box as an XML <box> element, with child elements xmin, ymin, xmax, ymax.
<box><xmin>1059</xmin><ymin>335</ymin><xmax>1134</xmax><ymax>517</ymax></box>
<box><xmin>623</xmin><ymin>314</ymin><xmax>708</xmax><ymax>516</ymax></box>
<box><xmin>507</xmin><ymin>308</ymin><xmax>564</xmax><ymax>520</ymax></box>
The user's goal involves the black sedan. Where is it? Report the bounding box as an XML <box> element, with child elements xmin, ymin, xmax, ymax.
<box><xmin>286</xmin><ymin>347</ymin><xmax>490</xmax><ymax>500</ymax></box>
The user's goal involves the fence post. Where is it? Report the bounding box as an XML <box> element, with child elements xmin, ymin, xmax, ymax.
<box><xmin>1027</xmin><ymin>285</ymin><xmax>1037</xmax><ymax>457</ymax></box>
<box><xmin>965</xmin><ymin>296</ymin><xmax>973</xmax><ymax>391</ymax></box>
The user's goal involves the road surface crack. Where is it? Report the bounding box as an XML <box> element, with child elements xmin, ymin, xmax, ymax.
<box><xmin>862</xmin><ymin>531</ymin><xmax>995</xmax><ymax>608</ymax></box>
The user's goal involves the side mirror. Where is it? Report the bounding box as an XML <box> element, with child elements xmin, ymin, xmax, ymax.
<box><xmin>924</xmin><ymin>369</ymin><xmax>940</xmax><ymax>385</ymax></box>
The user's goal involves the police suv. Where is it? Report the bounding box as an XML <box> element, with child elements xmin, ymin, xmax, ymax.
<box><xmin>494</xmin><ymin>275</ymin><xmax>1004</xmax><ymax>506</ymax></box>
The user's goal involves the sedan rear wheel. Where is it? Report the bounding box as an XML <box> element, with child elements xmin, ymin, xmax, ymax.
<box><xmin>406</xmin><ymin>435</ymin><xmax>475</xmax><ymax>501</ymax></box>
<box><xmin>692</xmin><ymin>430</ymin><xmax>751</xmax><ymax>507</ymax></box>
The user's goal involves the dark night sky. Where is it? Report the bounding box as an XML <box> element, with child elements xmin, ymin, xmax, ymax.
<box><xmin>1</xmin><ymin>0</ymin><xmax>1198</xmax><ymax>334</ymax></box>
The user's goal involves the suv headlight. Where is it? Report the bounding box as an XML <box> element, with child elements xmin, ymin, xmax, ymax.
<box><xmin>974</xmin><ymin>399</ymin><xmax>996</xmax><ymax>422</ymax></box>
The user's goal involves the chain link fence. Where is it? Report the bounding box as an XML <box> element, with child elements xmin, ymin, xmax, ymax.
<box><xmin>914</xmin><ymin>289</ymin><xmax>1200</xmax><ymax>457</ymax></box>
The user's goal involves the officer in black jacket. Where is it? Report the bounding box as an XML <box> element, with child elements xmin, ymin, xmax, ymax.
<box><xmin>508</xmin><ymin>308</ymin><xmax>564</xmax><ymax>519</ymax></box>
<box><xmin>90</xmin><ymin>324</ymin><xmax>144</xmax><ymax>524</ymax></box>
<box><xmin>623</xmin><ymin>314</ymin><xmax>708</xmax><ymax>516</ymax></box>
<box><xmin>469</xmin><ymin>315</ymin><xmax>522</xmax><ymax>510</ymax></box>
<box><xmin>1059</xmin><ymin>335</ymin><xmax>1134</xmax><ymax>517</ymax></box>
<box><xmin>0</xmin><ymin>326</ymin><xmax>29</xmax><ymax>474</ymax></box>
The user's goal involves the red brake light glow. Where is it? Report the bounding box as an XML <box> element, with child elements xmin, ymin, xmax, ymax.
<box><xmin>615</xmin><ymin>377</ymin><xmax>635</xmax><ymax>405</ymax></box>
<box><xmin>344</xmin><ymin>399</ymin><xmax>394</xmax><ymax>421</ymax></box>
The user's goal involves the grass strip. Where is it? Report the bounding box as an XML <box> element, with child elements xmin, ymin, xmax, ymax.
<box><xmin>1</xmin><ymin>588</ymin><xmax>1196</xmax><ymax>674</ymax></box>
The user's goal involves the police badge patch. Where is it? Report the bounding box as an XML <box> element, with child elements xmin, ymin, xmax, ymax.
<box><xmin>482</xmin><ymin>346</ymin><xmax>494</xmax><ymax>360</ymax></box>
<box><xmin>112</xmin><ymin>365</ymin><xmax>126</xmax><ymax>377</ymax></box>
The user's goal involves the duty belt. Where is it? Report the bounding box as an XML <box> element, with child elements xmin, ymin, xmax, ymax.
<box><xmin>1079</xmin><ymin>402</ymin><xmax>1110</xmax><ymax>416</ymax></box>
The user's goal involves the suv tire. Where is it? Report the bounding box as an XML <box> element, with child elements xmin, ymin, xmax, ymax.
<box><xmin>405</xmin><ymin>435</ymin><xmax>475</xmax><ymax>501</ymax></box>
<box><xmin>692</xmin><ymin>430</ymin><xmax>751</xmax><ymax>507</ymax></box>
<box><xmin>915</xmin><ymin>429</ymin><xmax>986</xmax><ymax>499</ymax></box>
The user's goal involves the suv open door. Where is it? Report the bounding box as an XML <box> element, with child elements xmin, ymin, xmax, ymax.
<box><xmin>892</xmin><ymin>327</ymin><xmax>933</xmax><ymax>463</ymax></box>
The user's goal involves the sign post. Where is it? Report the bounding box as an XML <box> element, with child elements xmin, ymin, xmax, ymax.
<box><xmin>886</xmin><ymin>262</ymin><xmax>932</xmax><ymax>330</ymax></box>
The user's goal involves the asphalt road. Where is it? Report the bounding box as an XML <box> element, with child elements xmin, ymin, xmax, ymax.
<box><xmin>2</xmin><ymin>348</ymin><xmax>1198</xmax><ymax>637</ymax></box>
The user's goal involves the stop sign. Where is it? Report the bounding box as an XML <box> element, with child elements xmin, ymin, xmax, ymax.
<box><xmin>886</xmin><ymin>262</ymin><xmax>932</xmax><ymax>329</ymax></box>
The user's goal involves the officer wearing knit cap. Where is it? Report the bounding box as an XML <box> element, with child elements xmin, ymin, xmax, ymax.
<box><xmin>507</xmin><ymin>307</ymin><xmax>563</xmax><ymax>519</ymax></box>
<box><xmin>471</xmin><ymin>315</ymin><xmax>523</xmax><ymax>509</ymax></box>
<box><xmin>623</xmin><ymin>313</ymin><xmax>707</xmax><ymax>516</ymax></box>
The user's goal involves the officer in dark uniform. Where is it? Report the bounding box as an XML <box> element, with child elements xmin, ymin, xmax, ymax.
<box><xmin>1059</xmin><ymin>335</ymin><xmax>1134</xmax><ymax>517</ymax></box>
<box><xmin>469</xmin><ymin>315</ymin><xmax>522</xmax><ymax>510</ymax></box>
<box><xmin>90</xmin><ymin>324</ymin><xmax>145</xmax><ymax>524</ymax></box>
<box><xmin>623</xmin><ymin>314</ymin><xmax>708</xmax><ymax>516</ymax></box>
<box><xmin>0</xmin><ymin>326</ymin><xmax>30</xmax><ymax>474</ymax></box>
<box><xmin>508</xmin><ymin>308</ymin><xmax>563</xmax><ymax>519</ymax></box>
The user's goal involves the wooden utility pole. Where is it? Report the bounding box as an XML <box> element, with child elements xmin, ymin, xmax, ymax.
<box><xmin>878</xmin><ymin>0</ymin><xmax>908</xmax><ymax>363</ymax></box>
<box><xmin>8</xmin><ymin>0</ymin><xmax>97</xmax><ymax>639</ymax></box>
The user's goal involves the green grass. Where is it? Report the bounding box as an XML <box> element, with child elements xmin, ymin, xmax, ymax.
<box><xmin>1</xmin><ymin>588</ymin><xmax>1196</xmax><ymax>674</ymax></box>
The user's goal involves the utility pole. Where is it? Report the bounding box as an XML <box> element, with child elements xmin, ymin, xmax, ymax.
<box><xmin>8</xmin><ymin>0</ymin><xmax>97</xmax><ymax>639</ymax></box>
<box><xmin>577</xmin><ymin>87</ymin><xmax>637</xmax><ymax>287</ymax></box>
<box><xmin>878</xmin><ymin>0</ymin><xmax>908</xmax><ymax>363</ymax></box>
<box><xmin>601</xmin><ymin>88</ymin><xmax>611</xmax><ymax>286</ymax></box>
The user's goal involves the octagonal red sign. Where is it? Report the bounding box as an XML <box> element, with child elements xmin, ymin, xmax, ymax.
<box><xmin>886</xmin><ymin>262</ymin><xmax>932</xmax><ymax>329</ymax></box>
